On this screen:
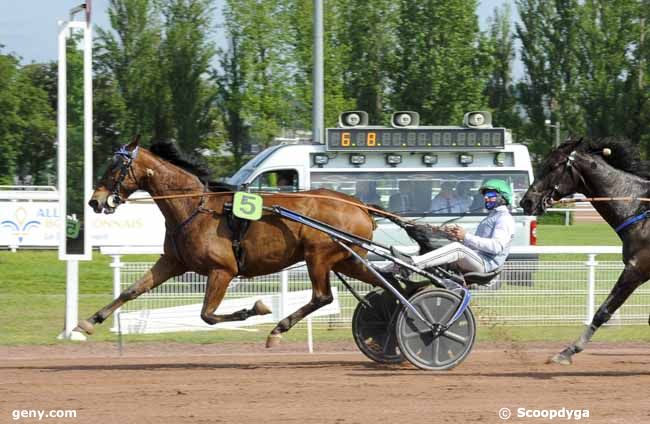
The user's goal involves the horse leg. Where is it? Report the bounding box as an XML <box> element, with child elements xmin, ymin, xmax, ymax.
<box><xmin>75</xmin><ymin>254</ymin><xmax>186</xmax><ymax>335</ymax></box>
<box><xmin>550</xmin><ymin>265</ymin><xmax>647</xmax><ymax>365</ymax></box>
<box><xmin>200</xmin><ymin>269</ymin><xmax>272</xmax><ymax>325</ymax></box>
<box><xmin>333</xmin><ymin>256</ymin><xmax>382</xmax><ymax>287</ymax></box>
<box><xmin>266</xmin><ymin>255</ymin><xmax>338</xmax><ymax>348</ymax></box>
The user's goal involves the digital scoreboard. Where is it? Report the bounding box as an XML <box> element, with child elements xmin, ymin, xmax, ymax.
<box><xmin>326</xmin><ymin>127</ymin><xmax>506</xmax><ymax>151</ymax></box>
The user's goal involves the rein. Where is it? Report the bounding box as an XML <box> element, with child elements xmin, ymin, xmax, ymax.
<box><xmin>126</xmin><ymin>190</ymin><xmax>410</xmax><ymax>222</ymax></box>
<box><xmin>551</xmin><ymin>196</ymin><xmax>650</xmax><ymax>205</ymax></box>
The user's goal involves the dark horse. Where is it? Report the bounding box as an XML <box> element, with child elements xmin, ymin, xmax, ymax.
<box><xmin>521</xmin><ymin>136</ymin><xmax>650</xmax><ymax>365</ymax></box>
<box><xmin>77</xmin><ymin>139</ymin><xmax>382</xmax><ymax>346</ymax></box>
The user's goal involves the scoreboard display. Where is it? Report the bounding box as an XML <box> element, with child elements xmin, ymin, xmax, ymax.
<box><xmin>326</xmin><ymin>127</ymin><xmax>506</xmax><ymax>151</ymax></box>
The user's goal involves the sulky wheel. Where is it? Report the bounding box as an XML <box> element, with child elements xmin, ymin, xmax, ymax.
<box><xmin>396</xmin><ymin>288</ymin><xmax>476</xmax><ymax>371</ymax></box>
<box><xmin>352</xmin><ymin>287</ymin><xmax>405</xmax><ymax>364</ymax></box>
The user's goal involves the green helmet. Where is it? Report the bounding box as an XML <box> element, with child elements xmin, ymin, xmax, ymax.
<box><xmin>479</xmin><ymin>179</ymin><xmax>513</xmax><ymax>205</ymax></box>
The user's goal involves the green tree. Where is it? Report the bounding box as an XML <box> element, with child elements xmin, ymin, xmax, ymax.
<box><xmin>391</xmin><ymin>0</ymin><xmax>493</xmax><ymax>125</ymax></box>
<box><xmin>285</xmin><ymin>0</ymin><xmax>354</xmax><ymax>129</ymax></box>
<box><xmin>485</xmin><ymin>3</ymin><xmax>522</xmax><ymax>133</ymax></box>
<box><xmin>223</xmin><ymin>0</ymin><xmax>294</xmax><ymax>148</ymax></box>
<box><xmin>161</xmin><ymin>0</ymin><xmax>219</xmax><ymax>152</ymax></box>
<box><xmin>0</xmin><ymin>51</ymin><xmax>21</xmax><ymax>184</ymax></box>
<box><xmin>14</xmin><ymin>64</ymin><xmax>57</xmax><ymax>184</ymax></box>
<box><xmin>0</xmin><ymin>50</ymin><xmax>56</xmax><ymax>185</ymax></box>
<box><xmin>516</xmin><ymin>0</ymin><xmax>583</xmax><ymax>155</ymax></box>
<box><xmin>337</xmin><ymin>0</ymin><xmax>396</xmax><ymax>123</ymax></box>
<box><xmin>215</xmin><ymin>32</ymin><xmax>249</xmax><ymax>173</ymax></box>
<box><xmin>95</xmin><ymin>0</ymin><xmax>170</xmax><ymax>142</ymax></box>
<box><xmin>577</xmin><ymin>0</ymin><xmax>639</xmax><ymax>139</ymax></box>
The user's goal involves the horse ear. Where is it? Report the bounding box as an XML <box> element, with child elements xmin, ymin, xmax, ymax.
<box><xmin>127</xmin><ymin>134</ymin><xmax>141</xmax><ymax>150</ymax></box>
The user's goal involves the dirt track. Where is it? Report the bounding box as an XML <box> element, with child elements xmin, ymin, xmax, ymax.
<box><xmin>1</xmin><ymin>341</ymin><xmax>649</xmax><ymax>424</ymax></box>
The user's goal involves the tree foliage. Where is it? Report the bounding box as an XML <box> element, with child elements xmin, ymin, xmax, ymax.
<box><xmin>391</xmin><ymin>0</ymin><xmax>493</xmax><ymax>125</ymax></box>
<box><xmin>0</xmin><ymin>49</ymin><xmax>55</xmax><ymax>185</ymax></box>
<box><xmin>161</xmin><ymin>0</ymin><xmax>219</xmax><ymax>151</ymax></box>
<box><xmin>8</xmin><ymin>0</ymin><xmax>650</xmax><ymax>184</ymax></box>
<box><xmin>485</xmin><ymin>3</ymin><xmax>522</xmax><ymax>132</ymax></box>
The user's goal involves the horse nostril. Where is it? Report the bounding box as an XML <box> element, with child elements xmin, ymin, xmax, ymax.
<box><xmin>88</xmin><ymin>199</ymin><xmax>99</xmax><ymax>209</ymax></box>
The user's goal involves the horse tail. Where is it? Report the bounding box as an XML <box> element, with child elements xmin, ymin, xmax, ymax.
<box><xmin>361</xmin><ymin>204</ymin><xmax>382</xmax><ymax>230</ymax></box>
<box><xmin>367</xmin><ymin>204</ymin><xmax>408</xmax><ymax>228</ymax></box>
<box><xmin>367</xmin><ymin>205</ymin><xmax>446</xmax><ymax>253</ymax></box>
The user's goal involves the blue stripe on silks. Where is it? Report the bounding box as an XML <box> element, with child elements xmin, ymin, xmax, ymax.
<box><xmin>615</xmin><ymin>211</ymin><xmax>650</xmax><ymax>233</ymax></box>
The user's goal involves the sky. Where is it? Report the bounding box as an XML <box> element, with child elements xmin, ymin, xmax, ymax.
<box><xmin>1</xmin><ymin>1</ymin><xmax>512</xmax><ymax>65</ymax></box>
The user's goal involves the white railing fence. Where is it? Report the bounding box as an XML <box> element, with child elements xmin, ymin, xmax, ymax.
<box><xmin>101</xmin><ymin>246</ymin><xmax>650</xmax><ymax>334</ymax></box>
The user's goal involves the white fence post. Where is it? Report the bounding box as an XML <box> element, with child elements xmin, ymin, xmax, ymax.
<box><xmin>109</xmin><ymin>254</ymin><xmax>123</xmax><ymax>332</ymax></box>
<box><xmin>307</xmin><ymin>316</ymin><xmax>314</xmax><ymax>353</ymax></box>
<box><xmin>585</xmin><ymin>253</ymin><xmax>597</xmax><ymax>325</ymax></box>
<box><xmin>280</xmin><ymin>269</ymin><xmax>289</xmax><ymax>318</ymax></box>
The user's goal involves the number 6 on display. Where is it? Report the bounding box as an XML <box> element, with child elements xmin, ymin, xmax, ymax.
<box><xmin>233</xmin><ymin>192</ymin><xmax>263</xmax><ymax>220</ymax></box>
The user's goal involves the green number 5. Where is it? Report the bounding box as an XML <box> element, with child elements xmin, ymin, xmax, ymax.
<box><xmin>233</xmin><ymin>192</ymin><xmax>263</xmax><ymax>220</ymax></box>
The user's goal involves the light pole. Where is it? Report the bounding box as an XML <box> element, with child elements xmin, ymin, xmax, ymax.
<box><xmin>312</xmin><ymin>0</ymin><xmax>323</xmax><ymax>144</ymax></box>
<box><xmin>544</xmin><ymin>119</ymin><xmax>561</xmax><ymax>148</ymax></box>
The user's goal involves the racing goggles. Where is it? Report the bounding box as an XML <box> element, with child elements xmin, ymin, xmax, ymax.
<box><xmin>483</xmin><ymin>190</ymin><xmax>499</xmax><ymax>199</ymax></box>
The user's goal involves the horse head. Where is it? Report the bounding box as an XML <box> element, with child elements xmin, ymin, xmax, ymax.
<box><xmin>520</xmin><ymin>137</ymin><xmax>587</xmax><ymax>215</ymax></box>
<box><xmin>89</xmin><ymin>136</ymin><xmax>143</xmax><ymax>214</ymax></box>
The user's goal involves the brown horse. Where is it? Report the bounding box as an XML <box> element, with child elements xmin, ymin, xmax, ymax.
<box><xmin>77</xmin><ymin>139</ymin><xmax>382</xmax><ymax>346</ymax></box>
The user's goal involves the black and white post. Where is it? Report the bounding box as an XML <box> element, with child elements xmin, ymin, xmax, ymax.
<box><xmin>57</xmin><ymin>2</ymin><xmax>93</xmax><ymax>341</ymax></box>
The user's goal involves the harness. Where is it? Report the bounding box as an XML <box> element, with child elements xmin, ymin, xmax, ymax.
<box><xmin>223</xmin><ymin>201</ymin><xmax>251</xmax><ymax>272</ymax></box>
<box><xmin>546</xmin><ymin>150</ymin><xmax>577</xmax><ymax>204</ymax></box>
<box><xmin>548</xmin><ymin>149</ymin><xmax>650</xmax><ymax>234</ymax></box>
<box><xmin>110</xmin><ymin>144</ymin><xmax>249</xmax><ymax>273</ymax></box>
<box><xmin>615</xmin><ymin>211</ymin><xmax>650</xmax><ymax>233</ymax></box>
<box><xmin>108</xmin><ymin>145</ymin><xmax>140</xmax><ymax>208</ymax></box>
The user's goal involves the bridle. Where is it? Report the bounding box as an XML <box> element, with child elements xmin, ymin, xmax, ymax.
<box><xmin>541</xmin><ymin>149</ymin><xmax>581</xmax><ymax>212</ymax></box>
<box><xmin>106</xmin><ymin>145</ymin><xmax>139</xmax><ymax>209</ymax></box>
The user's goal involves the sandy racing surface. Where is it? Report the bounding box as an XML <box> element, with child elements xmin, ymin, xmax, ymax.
<box><xmin>1</xmin><ymin>341</ymin><xmax>649</xmax><ymax>424</ymax></box>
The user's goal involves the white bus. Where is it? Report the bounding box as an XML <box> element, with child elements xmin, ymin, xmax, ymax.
<box><xmin>228</xmin><ymin>111</ymin><xmax>537</xmax><ymax>262</ymax></box>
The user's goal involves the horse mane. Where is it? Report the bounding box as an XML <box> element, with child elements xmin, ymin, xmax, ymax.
<box><xmin>149</xmin><ymin>140</ymin><xmax>211</xmax><ymax>180</ymax></box>
<box><xmin>148</xmin><ymin>140</ymin><xmax>236</xmax><ymax>192</ymax></box>
<box><xmin>576</xmin><ymin>137</ymin><xmax>650</xmax><ymax>180</ymax></box>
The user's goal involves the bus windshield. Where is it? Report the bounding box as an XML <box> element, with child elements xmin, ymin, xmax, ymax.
<box><xmin>310</xmin><ymin>171</ymin><xmax>530</xmax><ymax>216</ymax></box>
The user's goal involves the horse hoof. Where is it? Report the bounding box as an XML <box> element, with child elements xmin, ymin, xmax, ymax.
<box><xmin>266</xmin><ymin>334</ymin><xmax>282</xmax><ymax>348</ymax></box>
<box><xmin>254</xmin><ymin>300</ymin><xmax>272</xmax><ymax>316</ymax></box>
<box><xmin>75</xmin><ymin>320</ymin><xmax>95</xmax><ymax>335</ymax></box>
<box><xmin>547</xmin><ymin>353</ymin><xmax>572</xmax><ymax>365</ymax></box>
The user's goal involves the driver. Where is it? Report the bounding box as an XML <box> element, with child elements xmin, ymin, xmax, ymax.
<box><xmin>401</xmin><ymin>179</ymin><xmax>515</xmax><ymax>275</ymax></box>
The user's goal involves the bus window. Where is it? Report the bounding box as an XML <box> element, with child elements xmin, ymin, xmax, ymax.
<box><xmin>311</xmin><ymin>171</ymin><xmax>530</xmax><ymax>216</ymax></box>
<box><xmin>354</xmin><ymin>181</ymin><xmax>381</xmax><ymax>204</ymax></box>
<box><xmin>250</xmin><ymin>169</ymin><xmax>298</xmax><ymax>192</ymax></box>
